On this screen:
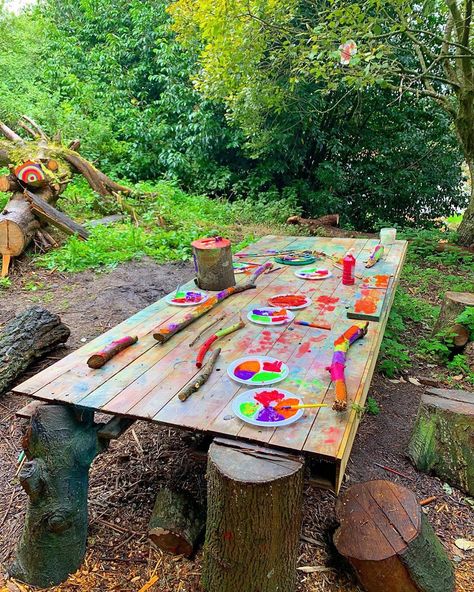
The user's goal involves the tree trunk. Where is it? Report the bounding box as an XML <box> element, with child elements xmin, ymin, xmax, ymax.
<box><xmin>0</xmin><ymin>306</ymin><xmax>70</xmax><ymax>397</ymax></box>
<box><xmin>202</xmin><ymin>438</ymin><xmax>304</xmax><ymax>592</ymax></box>
<box><xmin>192</xmin><ymin>237</ymin><xmax>235</xmax><ymax>291</ymax></box>
<box><xmin>432</xmin><ymin>291</ymin><xmax>474</xmax><ymax>346</ymax></box>
<box><xmin>9</xmin><ymin>404</ymin><xmax>106</xmax><ymax>587</ymax></box>
<box><xmin>148</xmin><ymin>488</ymin><xmax>204</xmax><ymax>557</ymax></box>
<box><xmin>408</xmin><ymin>387</ymin><xmax>474</xmax><ymax>495</ymax></box>
<box><xmin>334</xmin><ymin>480</ymin><xmax>454</xmax><ymax>592</ymax></box>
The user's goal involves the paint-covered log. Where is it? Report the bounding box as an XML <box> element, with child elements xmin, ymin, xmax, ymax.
<box><xmin>148</xmin><ymin>488</ymin><xmax>204</xmax><ymax>557</ymax></box>
<box><xmin>87</xmin><ymin>335</ymin><xmax>138</xmax><ymax>369</ymax></box>
<box><xmin>334</xmin><ymin>480</ymin><xmax>455</xmax><ymax>592</ymax></box>
<box><xmin>9</xmin><ymin>405</ymin><xmax>106</xmax><ymax>587</ymax></box>
<box><xmin>408</xmin><ymin>388</ymin><xmax>474</xmax><ymax>495</ymax></box>
<box><xmin>154</xmin><ymin>262</ymin><xmax>271</xmax><ymax>344</ymax></box>
<box><xmin>202</xmin><ymin>439</ymin><xmax>304</xmax><ymax>592</ymax></box>
<box><xmin>192</xmin><ymin>237</ymin><xmax>235</xmax><ymax>291</ymax></box>
<box><xmin>432</xmin><ymin>291</ymin><xmax>474</xmax><ymax>347</ymax></box>
<box><xmin>0</xmin><ymin>306</ymin><xmax>70</xmax><ymax>397</ymax></box>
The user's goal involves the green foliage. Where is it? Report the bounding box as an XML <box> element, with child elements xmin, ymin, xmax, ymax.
<box><xmin>456</xmin><ymin>307</ymin><xmax>474</xmax><ymax>340</ymax></box>
<box><xmin>379</xmin><ymin>306</ymin><xmax>411</xmax><ymax>377</ymax></box>
<box><xmin>366</xmin><ymin>396</ymin><xmax>381</xmax><ymax>415</ymax></box>
<box><xmin>0</xmin><ymin>277</ymin><xmax>12</xmax><ymax>289</ymax></box>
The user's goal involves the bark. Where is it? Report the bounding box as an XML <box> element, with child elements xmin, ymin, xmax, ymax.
<box><xmin>0</xmin><ymin>306</ymin><xmax>70</xmax><ymax>397</ymax></box>
<box><xmin>0</xmin><ymin>192</ymin><xmax>40</xmax><ymax>256</ymax></box>
<box><xmin>148</xmin><ymin>488</ymin><xmax>204</xmax><ymax>557</ymax></box>
<box><xmin>9</xmin><ymin>405</ymin><xmax>106</xmax><ymax>587</ymax></box>
<box><xmin>178</xmin><ymin>348</ymin><xmax>221</xmax><ymax>401</ymax></box>
<box><xmin>202</xmin><ymin>439</ymin><xmax>304</xmax><ymax>592</ymax></box>
<box><xmin>334</xmin><ymin>480</ymin><xmax>455</xmax><ymax>592</ymax></box>
<box><xmin>432</xmin><ymin>291</ymin><xmax>474</xmax><ymax>346</ymax></box>
<box><xmin>408</xmin><ymin>387</ymin><xmax>474</xmax><ymax>495</ymax></box>
<box><xmin>193</xmin><ymin>238</ymin><xmax>235</xmax><ymax>291</ymax></box>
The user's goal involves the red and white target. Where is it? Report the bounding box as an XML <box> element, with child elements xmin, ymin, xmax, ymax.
<box><xmin>14</xmin><ymin>160</ymin><xmax>46</xmax><ymax>187</ymax></box>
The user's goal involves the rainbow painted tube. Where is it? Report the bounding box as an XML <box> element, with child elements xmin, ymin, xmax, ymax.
<box><xmin>327</xmin><ymin>322</ymin><xmax>369</xmax><ymax>411</ymax></box>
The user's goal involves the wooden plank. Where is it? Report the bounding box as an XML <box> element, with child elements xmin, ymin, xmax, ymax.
<box><xmin>425</xmin><ymin>387</ymin><xmax>474</xmax><ymax>405</ymax></box>
<box><xmin>347</xmin><ymin>286</ymin><xmax>388</xmax><ymax>322</ymax></box>
<box><xmin>16</xmin><ymin>400</ymin><xmax>44</xmax><ymax>419</ymax></box>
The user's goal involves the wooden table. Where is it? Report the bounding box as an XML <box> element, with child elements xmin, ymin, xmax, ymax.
<box><xmin>14</xmin><ymin>235</ymin><xmax>407</xmax><ymax>493</ymax></box>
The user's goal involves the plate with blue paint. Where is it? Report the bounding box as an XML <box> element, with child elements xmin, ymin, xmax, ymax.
<box><xmin>227</xmin><ymin>356</ymin><xmax>289</xmax><ymax>386</ymax></box>
<box><xmin>247</xmin><ymin>306</ymin><xmax>295</xmax><ymax>325</ymax></box>
<box><xmin>232</xmin><ymin>388</ymin><xmax>303</xmax><ymax>427</ymax></box>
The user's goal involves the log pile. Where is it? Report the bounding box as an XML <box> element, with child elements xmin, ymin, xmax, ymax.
<box><xmin>0</xmin><ymin>116</ymin><xmax>132</xmax><ymax>276</ymax></box>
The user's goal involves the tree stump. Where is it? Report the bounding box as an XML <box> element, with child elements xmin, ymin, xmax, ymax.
<box><xmin>192</xmin><ymin>237</ymin><xmax>235</xmax><ymax>291</ymax></box>
<box><xmin>334</xmin><ymin>480</ymin><xmax>454</xmax><ymax>592</ymax></box>
<box><xmin>432</xmin><ymin>291</ymin><xmax>474</xmax><ymax>346</ymax></box>
<box><xmin>0</xmin><ymin>306</ymin><xmax>70</xmax><ymax>397</ymax></box>
<box><xmin>202</xmin><ymin>438</ymin><xmax>304</xmax><ymax>592</ymax></box>
<box><xmin>408</xmin><ymin>387</ymin><xmax>474</xmax><ymax>495</ymax></box>
<box><xmin>9</xmin><ymin>404</ymin><xmax>106</xmax><ymax>588</ymax></box>
<box><xmin>148</xmin><ymin>487</ymin><xmax>204</xmax><ymax>557</ymax></box>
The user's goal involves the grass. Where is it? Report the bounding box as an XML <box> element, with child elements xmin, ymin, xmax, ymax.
<box><xmin>35</xmin><ymin>178</ymin><xmax>291</xmax><ymax>272</ymax></box>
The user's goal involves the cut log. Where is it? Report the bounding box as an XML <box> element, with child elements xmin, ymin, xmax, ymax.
<box><xmin>192</xmin><ymin>237</ymin><xmax>235</xmax><ymax>291</ymax></box>
<box><xmin>0</xmin><ymin>174</ymin><xmax>19</xmax><ymax>193</ymax></box>
<box><xmin>408</xmin><ymin>387</ymin><xmax>474</xmax><ymax>495</ymax></box>
<box><xmin>0</xmin><ymin>192</ymin><xmax>41</xmax><ymax>257</ymax></box>
<box><xmin>9</xmin><ymin>404</ymin><xmax>106</xmax><ymax>587</ymax></box>
<box><xmin>334</xmin><ymin>480</ymin><xmax>455</xmax><ymax>592</ymax></box>
<box><xmin>87</xmin><ymin>335</ymin><xmax>138</xmax><ymax>369</ymax></box>
<box><xmin>432</xmin><ymin>291</ymin><xmax>474</xmax><ymax>345</ymax></box>
<box><xmin>148</xmin><ymin>488</ymin><xmax>204</xmax><ymax>557</ymax></box>
<box><xmin>202</xmin><ymin>438</ymin><xmax>304</xmax><ymax>592</ymax></box>
<box><xmin>0</xmin><ymin>306</ymin><xmax>70</xmax><ymax>397</ymax></box>
<box><xmin>24</xmin><ymin>189</ymin><xmax>89</xmax><ymax>240</ymax></box>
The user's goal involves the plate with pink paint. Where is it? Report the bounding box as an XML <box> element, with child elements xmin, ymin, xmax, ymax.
<box><xmin>227</xmin><ymin>356</ymin><xmax>289</xmax><ymax>386</ymax></box>
<box><xmin>294</xmin><ymin>267</ymin><xmax>333</xmax><ymax>280</ymax></box>
<box><xmin>165</xmin><ymin>290</ymin><xmax>209</xmax><ymax>306</ymax></box>
<box><xmin>247</xmin><ymin>307</ymin><xmax>295</xmax><ymax>325</ymax></box>
<box><xmin>267</xmin><ymin>293</ymin><xmax>311</xmax><ymax>310</ymax></box>
<box><xmin>232</xmin><ymin>388</ymin><xmax>304</xmax><ymax>427</ymax></box>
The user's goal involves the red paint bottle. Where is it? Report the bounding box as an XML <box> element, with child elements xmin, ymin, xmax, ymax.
<box><xmin>342</xmin><ymin>250</ymin><xmax>356</xmax><ymax>285</ymax></box>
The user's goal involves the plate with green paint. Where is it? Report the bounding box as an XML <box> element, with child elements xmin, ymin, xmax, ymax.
<box><xmin>247</xmin><ymin>306</ymin><xmax>295</xmax><ymax>325</ymax></box>
<box><xmin>227</xmin><ymin>356</ymin><xmax>289</xmax><ymax>386</ymax></box>
<box><xmin>232</xmin><ymin>388</ymin><xmax>304</xmax><ymax>427</ymax></box>
<box><xmin>274</xmin><ymin>253</ymin><xmax>316</xmax><ymax>266</ymax></box>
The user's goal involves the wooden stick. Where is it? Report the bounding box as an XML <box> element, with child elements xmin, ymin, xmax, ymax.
<box><xmin>280</xmin><ymin>403</ymin><xmax>328</xmax><ymax>410</ymax></box>
<box><xmin>420</xmin><ymin>496</ymin><xmax>437</xmax><ymax>506</ymax></box>
<box><xmin>179</xmin><ymin>348</ymin><xmax>221</xmax><ymax>402</ymax></box>
<box><xmin>374</xmin><ymin>462</ymin><xmax>414</xmax><ymax>481</ymax></box>
<box><xmin>154</xmin><ymin>262</ymin><xmax>272</xmax><ymax>344</ymax></box>
<box><xmin>188</xmin><ymin>315</ymin><xmax>226</xmax><ymax>347</ymax></box>
<box><xmin>87</xmin><ymin>336</ymin><xmax>138</xmax><ymax>369</ymax></box>
<box><xmin>21</xmin><ymin>115</ymin><xmax>49</xmax><ymax>140</ymax></box>
<box><xmin>196</xmin><ymin>319</ymin><xmax>244</xmax><ymax>368</ymax></box>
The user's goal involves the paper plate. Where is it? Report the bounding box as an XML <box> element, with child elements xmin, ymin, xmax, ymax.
<box><xmin>247</xmin><ymin>307</ymin><xmax>295</xmax><ymax>325</ymax></box>
<box><xmin>232</xmin><ymin>388</ymin><xmax>304</xmax><ymax>427</ymax></box>
<box><xmin>294</xmin><ymin>267</ymin><xmax>333</xmax><ymax>280</ymax></box>
<box><xmin>267</xmin><ymin>293</ymin><xmax>311</xmax><ymax>310</ymax></box>
<box><xmin>274</xmin><ymin>254</ymin><xmax>316</xmax><ymax>266</ymax></box>
<box><xmin>165</xmin><ymin>290</ymin><xmax>209</xmax><ymax>306</ymax></box>
<box><xmin>227</xmin><ymin>356</ymin><xmax>289</xmax><ymax>386</ymax></box>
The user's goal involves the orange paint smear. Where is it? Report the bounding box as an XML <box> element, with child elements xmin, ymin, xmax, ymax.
<box><xmin>274</xmin><ymin>398</ymin><xmax>300</xmax><ymax>419</ymax></box>
<box><xmin>354</xmin><ymin>289</ymin><xmax>380</xmax><ymax>314</ymax></box>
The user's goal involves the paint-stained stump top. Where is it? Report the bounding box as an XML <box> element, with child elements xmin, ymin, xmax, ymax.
<box><xmin>13</xmin><ymin>236</ymin><xmax>407</xmax><ymax>489</ymax></box>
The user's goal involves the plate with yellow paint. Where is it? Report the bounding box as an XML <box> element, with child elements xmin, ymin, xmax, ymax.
<box><xmin>232</xmin><ymin>388</ymin><xmax>303</xmax><ymax>427</ymax></box>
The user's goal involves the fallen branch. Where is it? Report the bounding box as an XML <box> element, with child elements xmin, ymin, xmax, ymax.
<box><xmin>188</xmin><ymin>314</ymin><xmax>226</xmax><ymax>347</ymax></box>
<box><xmin>178</xmin><ymin>348</ymin><xmax>221</xmax><ymax>402</ymax></box>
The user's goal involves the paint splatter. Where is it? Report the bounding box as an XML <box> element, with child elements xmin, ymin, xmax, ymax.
<box><xmin>251</xmin><ymin>371</ymin><xmax>280</xmax><ymax>382</ymax></box>
<box><xmin>354</xmin><ymin>289</ymin><xmax>381</xmax><ymax>314</ymax></box>
<box><xmin>250</xmin><ymin>308</ymin><xmax>288</xmax><ymax>323</ymax></box>
<box><xmin>361</xmin><ymin>275</ymin><xmax>390</xmax><ymax>289</ymax></box>
<box><xmin>254</xmin><ymin>389</ymin><xmax>284</xmax><ymax>406</ymax></box>
<box><xmin>268</xmin><ymin>294</ymin><xmax>309</xmax><ymax>308</ymax></box>
<box><xmin>171</xmin><ymin>291</ymin><xmax>205</xmax><ymax>304</ymax></box>
<box><xmin>263</xmin><ymin>360</ymin><xmax>283</xmax><ymax>373</ymax></box>
<box><xmin>234</xmin><ymin>360</ymin><xmax>260</xmax><ymax>380</ymax></box>
<box><xmin>315</xmin><ymin>295</ymin><xmax>339</xmax><ymax>314</ymax></box>
<box><xmin>274</xmin><ymin>398</ymin><xmax>300</xmax><ymax>419</ymax></box>
<box><xmin>240</xmin><ymin>402</ymin><xmax>259</xmax><ymax>417</ymax></box>
<box><xmin>257</xmin><ymin>406</ymin><xmax>285</xmax><ymax>422</ymax></box>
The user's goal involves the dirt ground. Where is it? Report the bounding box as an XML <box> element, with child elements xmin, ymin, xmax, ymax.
<box><xmin>0</xmin><ymin>258</ymin><xmax>473</xmax><ymax>592</ymax></box>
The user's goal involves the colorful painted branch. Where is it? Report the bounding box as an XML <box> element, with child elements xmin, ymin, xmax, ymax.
<box><xmin>365</xmin><ymin>244</ymin><xmax>384</xmax><ymax>268</ymax></box>
<box><xmin>196</xmin><ymin>320</ymin><xmax>245</xmax><ymax>368</ymax></box>
<box><xmin>154</xmin><ymin>262</ymin><xmax>272</xmax><ymax>344</ymax></box>
<box><xmin>188</xmin><ymin>314</ymin><xmax>226</xmax><ymax>347</ymax></box>
<box><xmin>178</xmin><ymin>348</ymin><xmax>221</xmax><ymax>402</ymax></box>
<box><xmin>87</xmin><ymin>336</ymin><xmax>138</xmax><ymax>369</ymax></box>
<box><xmin>326</xmin><ymin>322</ymin><xmax>369</xmax><ymax>412</ymax></box>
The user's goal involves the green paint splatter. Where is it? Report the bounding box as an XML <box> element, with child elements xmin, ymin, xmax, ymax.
<box><xmin>250</xmin><ymin>314</ymin><xmax>270</xmax><ymax>323</ymax></box>
<box><xmin>240</xmin><ymin>402</ymin><xmax>259</xmax><ymax>417</ymax></box>
<box><xmin>251</xmin><ymin>371</ymin><xmax>280</xmax><ymax>382</ymax></box>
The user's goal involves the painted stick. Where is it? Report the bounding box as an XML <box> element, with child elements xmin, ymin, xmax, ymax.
<box><xmin>280</xmin><ymin>403</ymin><xmax>328</xmax><ymax>410</ymax></box>
<box><xmin>326</xmin><ymin>322</ymin><xmax>369</xmax><ymax>412</ymax></box>
<box><xmin>87</xmin><ymin>336</ymin><xmax>138</xmax><ymax>369</ymax></box>
<box><xmin>154</xmin><ymin>262</ymin><xmax>272</xmax><ymax>344</ymax></box>
<box><xmin>196</xmin><ymin>320</ymin><xmax>245</xmax><ymax>368</ymax></box>
<box><xmin>178</xmin><ymin>348</ymin><xmax>221</xmax><ymax>402</ymax></box>
<box><xmin>188</xmin><ymin>314</ymin><xmax>226</xmax><ymax>347</ymax></box>
<box><xmin>295</xmin><ymin>320</ymin><xmax>331</xmax><ymax>331</ymax></box>
<box><xmin>365</xmin><ymin>244</ymin><xmax>384</xmax><ymax>268</ymax></box>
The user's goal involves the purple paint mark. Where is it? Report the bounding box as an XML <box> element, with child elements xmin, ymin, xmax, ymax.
<box><xmin>257</xmin><ymin>407</ymin><xmax>285</xmax><ymax>422</ymax></box>
<box><xmin>234</xmin><ymin>369</ymin><xmax>255</xmax><ymax>380</ymax></box>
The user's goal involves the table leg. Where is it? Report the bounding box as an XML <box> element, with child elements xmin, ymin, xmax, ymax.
<box><xmin>202</xmin><ymin>438</ymin><xmax>305</xmax><ymax>592</ymax></box>
<box><xmin>9</xmin><ymin>404</ymin><xmax>106</xmax><ymax>588</ymax></box>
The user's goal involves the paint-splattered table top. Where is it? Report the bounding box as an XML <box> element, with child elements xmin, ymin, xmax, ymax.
<box><xmin>14</xmin><ymin>235</ymin><xmax>407</xmax><ymax>492</ymax></box>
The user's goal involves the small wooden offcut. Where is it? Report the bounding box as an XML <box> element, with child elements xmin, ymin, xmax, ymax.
<box><xmin>13</xmin><ymin>235</ymin><xmax>407</xmax><ymax>492</ymax></box>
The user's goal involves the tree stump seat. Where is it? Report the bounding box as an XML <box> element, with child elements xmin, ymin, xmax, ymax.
<box><xmin>334</xmin><ymin>480</ymin><xmax>454</xmax><ymax>592</ymax></box>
